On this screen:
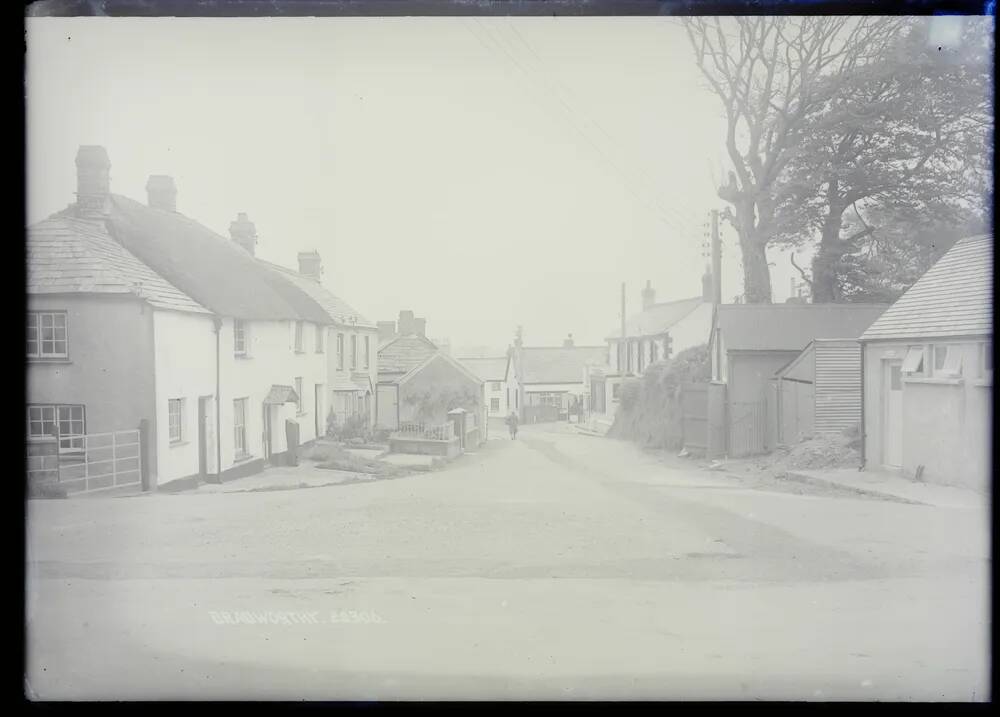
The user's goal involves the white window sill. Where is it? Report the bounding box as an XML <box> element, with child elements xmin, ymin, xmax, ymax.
<box><xmin>296</xmin><ymin>412</ymin><xmax>308</xmax><ymax>417</ymax></box>
<box><xmin>902</xmin><ymin>376</ymin><xmax>963</xmax><ymax>386</ymax></box>
<box><xmin>27</xmin><ymin>357</ymin><xmax>71</xmax><ymax>364</ymax></box>
<box><xmin>235</xmin><ymin>353</ymin><xmax>251</xmax><ymax>360</ymax></box>
<box><xmin>169</xmin><ymin>440</ymin><xmax>190</xmax><ymax>448</ymax></box>
<box><xmin>233</xmin><ymin>454</ymin><xmax>254</xmax><ymax>464</ymax></box>
<box><xmin>971</xmin><ymin>378</ymin><xmax>992</xmax><ymax>387</ymax></box>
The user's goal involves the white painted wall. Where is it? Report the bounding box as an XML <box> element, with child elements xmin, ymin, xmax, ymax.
<box><xmin>327</xmin><ymin>324</ymin><xmax>379</xmax><ymax>430</ymax></box>
<box><xmin>152</xmin><ymin>309</ymin><xmax>216</xmax><ymax>487</ymax></box>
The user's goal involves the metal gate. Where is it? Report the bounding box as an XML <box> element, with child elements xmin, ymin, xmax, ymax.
<box><xmin>728</xmin><ymin>400</ymin><xmax>767</xmax><ymax>458</ymax></box>
<box><xmin>56</xmin><ymin>429</ymin><xmax>142</xmax><ymax>494</ymax></box>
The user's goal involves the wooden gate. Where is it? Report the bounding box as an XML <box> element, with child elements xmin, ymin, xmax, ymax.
<box><xmin>728</xmin><ymin>400</ymin><xmax>767</xmax><ymax>458</ymax></box>
<box><xmin>681</xmin><ymin>383</ymin><xmax>709</xmax><ymax>454</ymax></box>
<box><xmin>56</xmin><ymin>429</ymin><xmax>142</xmax><ymax>494</ymax></box>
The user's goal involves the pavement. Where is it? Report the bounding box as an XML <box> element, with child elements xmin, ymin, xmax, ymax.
<box><xmin>26</xmin><ymin>423</ymin><xmax>990</xmax><ymax>701</ymax></box>
<box><xmin>783</xmin><ymin>468</ymin><xmax>986</xmax><ymax>509</ymax></box>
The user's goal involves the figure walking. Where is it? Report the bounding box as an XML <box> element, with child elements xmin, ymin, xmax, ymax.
<box><xmin>505</xmin><ymin>411</ymin><xmax>519</xmax><ymax>440</ymax></box>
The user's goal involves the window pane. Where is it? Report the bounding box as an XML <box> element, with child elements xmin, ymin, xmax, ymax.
<box><xmin>890</xmin><ymin>365</ymin><xmax>901</xmax><ymax>391</ymax></box>
<box><xmin>901</xmin><ymin>346</ymin><xmax>924</xmax><ymax>373</ymax></box>
<box><xmin>934</xmin><ymin>345</ymin><xmax>948</xmax><ymax>371</ymax></box>
<box><xmin>54</xmin><ymin>313</ymin><xmax>66</xmax><ymax>328</ymax></box>
<box><xmin>41</xmin><ymin>314</ymin><xmax>54</xmax><ymax>329</ymax></box>
<box><xmin>27</xmin><ymin>313</ymin><xmax>37</xmax><ymax>330</ymax></box>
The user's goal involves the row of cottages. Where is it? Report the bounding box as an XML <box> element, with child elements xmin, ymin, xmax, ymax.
<box><xmin>457</xmin><ymin>354</ymin><xmax>517</xmax><ymax>419</ymax></box>
<box><xmin>587</xmin><ymin>269</ymin><xmax>716</xmax><ymax>426</ymax></box>
<box><xmin>858</xmin><ymin>234</ymin><xmax>992</xmax><ymax>492</ymax></box>
<box><xmin>709</xmin><ymin>303</ymin><xmax>889</xmax><ymax>456</ymax></box>
<box><xmin>374</xmin><ymin>312</ymin><xmax>486</xmax><ymax>434</ymax></box>
<box><xmin>512</xmin><ymin>334</ymin><xmax>608</xmax><ymax>423</ymax></box>
<box><xmin>26</xmin><ymin>146</ymin><xmax>376</xmax><ymax>493</ymax></box>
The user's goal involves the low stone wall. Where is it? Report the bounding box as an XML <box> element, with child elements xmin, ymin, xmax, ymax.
<box><xmin>389</xmin><ymin>434</ymin><xmax>462</xmax><ymax>458</ymax></box>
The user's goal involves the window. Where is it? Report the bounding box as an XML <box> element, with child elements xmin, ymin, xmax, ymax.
<box><xmin>612</xmin><ymin>383</ymin><xmax>621</xmax><ymax>399</ymax></box>
<box><xmin>890</xmin><ymin>364</ymin><xmax>902</xmax><ymax>391</ymax></box>
<box><xmin>901</xmin><ymin>346</ymin><xmax>925</xmax><ymax>375</ymax></box>
<box><xmin>27</xmin><ymin>311</ymin><xmax>68</xmax><ymax>358</ymax></box>
<box><xmin>233</xmin><ymin>398</ymin><xmax>248</xmax><ymax>458</ymax></box>
<box><xmin>363</xmin><ymin>336</ymin><xmax>370</xmax><ymax>368</ymax></box>
<box><xmin>27</xmin><ymin>404</ymin><xmax>85</xmax><ymax>452</ymax></box>
<box><xmin>938</xmin><ymin>345</ymin><xmax>963</xmax><ymax>378</ymax></box>
<box><xmin>638</xmin><ymin>342</ymin><xmax>645</xmax><ymax>373</ymax></box>
<box><xmin>351</xmin><ymin>335</ymin><xmax>358</xmax><ymax>370</ymax></box>
<box><xmin>650</xmin><ymin>340</ymin><xmax>658</xmax><ymax>364</ymax></box>
<box><xmin>168</xmin><ymin>399</ymin><xmax>185</xmax><ymax>443</ymax></box>
<box><xmin>933</xmin><ymin>345</ymin><xmax>949</xmax><ymax>373</ymax></box>
<box><xmin>234</xmin><ymin>320</ymin><xmax>247</xmax><ymax>356</ymax></box>
<box><xmin>491</xmin><ymin>381</ymin><xmax>502</xmax><ymax>392</ymax></box>
<box><xmin>337</xmin><ymin>333</ymin><xmax>345</xmax><ymax>370</ymax></box>
<box><xmin>315</xmin><ymin>326</ymin><xmax>325</xmax><ymax>353</ymax></box>
<box><xmin>294</xmin><ymin>377</ymin><xmax>303</xmax><ymax>414</ymax></box>
<box><xmin>294</xmin><ymin>321</ymin><xmax>304</xmax><ymax>352</ymax></box>
<box><xmin>981</xmin><ymin>341</ymin><xmax>992</xmax><ymax>380</ymax></box>
<box><xmin>490</xmin><ymin>397</ymin><xmax>500</xmax><ymax>413</ymax></box>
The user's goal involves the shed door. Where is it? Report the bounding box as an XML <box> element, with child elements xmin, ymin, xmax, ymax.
<box><xmin>882</xmin><ymin>360</ymin><xmax>903</xmax><ymax>468</ymax></box>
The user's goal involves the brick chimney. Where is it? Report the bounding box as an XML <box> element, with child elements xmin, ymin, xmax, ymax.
<box><xmin>702</xmin><ymin>266</ymin><xmax>713</xmax><ymax>302</ymax></box>
<box><xmin>75</xmin><ymin>145</ymin><xmax>111</xmax><ymax>218</ymax></box>
<box><xmin>377</xmin><ymin>321</ymin><xmax>396</xmax><ymax>342</ymax></box>
<box><xmin>563</xmin><ymin>333</ymin><xmax>574</xmax><ymax>348</ymax></box>
<box><xmin>397</xmin><ymin>310</ymin><xmax>416</xmax><ymax>336</ymax></box>
<box><xmin>297</xmin><ymin>250</ymin><xmax>322</xmax><ymax>281</ymax></box>
<box><xmin>145</xmin><ymin>175</ymin><xmax>177</xmax><ymax>212</ymax></box>
<box><xmin>229</xmin><ymin>212</ymin><xmax>257</xmax><ymax>255</ymax></box>
<box><xmin>641</xmin><ymin>280</ymin><xmax>655</xmax><ymax>310</ymax></box>
<box><xmin>413</xmin><ymin>318</ymin><xmax>427</xmax><ymax>338</ymax></box>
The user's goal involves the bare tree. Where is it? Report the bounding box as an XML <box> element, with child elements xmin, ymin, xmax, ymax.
<box><xmin>683</xmin><ymin>16</ymin><xmax>904</xmax><ymax>303</ymax></box>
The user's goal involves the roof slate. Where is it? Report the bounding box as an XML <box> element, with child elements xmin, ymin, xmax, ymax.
<box><xmin>94</xmin><ymin>195</ymin><xmax>329</xmax><ymax>323</ymax></box>
<box><xmin>519</xmin><ymin>346</ymin><xmax>608</xmax><ymax>384</ymax></box>
<box><xmin>860</xmin><ymin>235</ymin><xmax>993</xmax><ymax>341</ymax></box>
<box><xmin>377</xmin><ymin>334</ymin><xmax>439</xmax><ymax>379</ymax></box>
<box><xmin>27</xmin><ymin>215</ymin><xmax>209</xmax><ymax>314</ymax></box>
<box><xmin>606</xmin><ymin>296</ymin><xmax>704</xmax><ymax>339</ymax></box>
<box><xmin>262</xmin><ymin>261</ymin><xmax>375</xmax><ymax>328</ymax></box>
<box><xmin>717</xmin><ymin>303</ymin><xmax>889</xmax><ymax>353</ymax></box>
<box><xmin>457</xmin><ymin>356</ymin><xmax>509</xmax><ymax>382</ymax></box>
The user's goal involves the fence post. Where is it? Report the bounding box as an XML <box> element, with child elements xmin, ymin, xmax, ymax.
<box><xmin>139</xmin><ymin>419</ymin><xmax>151</xmax><ymax>492</ymax></box>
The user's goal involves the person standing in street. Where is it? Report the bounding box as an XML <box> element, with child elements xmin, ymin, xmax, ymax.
<box><xmin>505</xmin><ymin>411</ymin><xmax>519</xmax><ymax>440</ymax></box>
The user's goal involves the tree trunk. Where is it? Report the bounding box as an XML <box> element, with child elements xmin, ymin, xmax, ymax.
<box><xmin>731</xmin><ymin>198</ymin><xmax>773</xmax><ymax>303</ymax></box>
<box><xmin>811</xmin><ymin>201</ymin><xmax>847</xmax><ymax>303</ymax></box>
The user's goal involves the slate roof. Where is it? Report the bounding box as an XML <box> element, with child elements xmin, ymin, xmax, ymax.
<box><xmin>77</xmin><ymin>195</ymin><xmax>331</xmax><ymax>323</ymax></box>
<box><xmin>717</xmin><ymin>303</ymin><xmax>889</xmax><ymax>353</ymax></box>
<box><xmin>457</xmin><ymin>356</ymin><xmax>509</xmax><ymax>382</ymax></box>
<box><xmin>262</xmin><ymin>261</ymin><xmax>375</xmax><ymax>328</ymax></box>
<box><xmin>860</xmin><ymin>235</ymin><xmax>993</xmax><ymax>341</ymax></box>
<box><xmin>518</xmin><ymin>346</ymin><xmax>608</xmax><ymax>384</ymax></box>
<box><xmin>27</xmin><ymin>215</ymin><xmax>209</xmax><ymax>314</ymax></box>
<box><xmin>606</xmin><ymin>296</ymin><xmax>704</xmax><ymax>340</ymax></box>
<box><xmin>377</xmin><ymin>334</ymin><xmax>439</xmax><ymax>379</ymax></box>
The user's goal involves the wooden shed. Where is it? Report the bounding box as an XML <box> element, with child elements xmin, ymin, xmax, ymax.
<box><xmin>773</xmin><ymin>338</ymin><xmax>862</xmax><ymax>444</ymax></box>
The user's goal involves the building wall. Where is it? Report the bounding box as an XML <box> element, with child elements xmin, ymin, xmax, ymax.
<box><xmin>152</xmin><ymin>309</ymin><xmax>216</xmax><ymax>487</ymax></box>
<box><xmin>397</xmin><ymin>355</ymin><xmax>482</xmax><ymax>425</ymax></box>
<box><xmin>728</xmin><ymin>351</ymin><xmax>799</xmax><ymax>406</ymax></box>
<box><xmin>326</xmin><ymin>325</ymin><xmax>379</xmax><ymax>430</ymax></box>
<box><xmin>814</xmin><ymin>340</ymin><xmax>862</xmax><ymax>434</ymax></box>
<box><xmin>485</xmin><ymin>378</ymin><xmax>508</xmax><ymax>417</ymax></box>
<box><xmin>27</xmin><ymin>294</ymin><xmax>157</xmax><ymax>475</ymax></box>
<box><xmin>863</xmin><ymin>339</ymin><xmax>991</xmax><ymax>490</ymax></box>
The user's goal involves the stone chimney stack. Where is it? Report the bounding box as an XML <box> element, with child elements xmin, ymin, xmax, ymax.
<box><xmin>297</xmin><ymin>250</ymin><xmax>322</xmax><ymax>281</ymax></box>
<box><xmin>413</xmin><ymin>318</ymin><xmax>427</xmax><ymax>338</ymax></box>
<box><xmin>563</xmin><ymin>333</ymin><xmax>575</xmax><ymax>348</ymax></box>
<box><xmin>397</xmin><ymin>310</ymin><xmax>416</xmax><ymax>336</ymax></box>
<box><xmin>641</xmin><ymin>280</ymin><xmax>655</xmax><ymax>310</ymax></box>
<box><xmin>229</xmin><ymin>212</ymin><xmax>258</xmax><ymax>256</ymax></box>
<box><xmin>377</xmin><ymin>321</ymin><xmax>396</xmax><ymax>343</ymax></box>
<box><xmin>145</xmin><ymin>175</ymin><xmax>177</xmax><ymax>212</ymax></box>
<box><xmin>702</xmin><ymin>266</ymin><xmax>713</xmax><ymax>302</ymax></box>
<box><xmin>75</xmin><ymin>145</ymin><xmax>111</xmax><ymax>218</ymax></box>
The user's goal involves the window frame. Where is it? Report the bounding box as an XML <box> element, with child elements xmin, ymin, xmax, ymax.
<box><xmin>491</xmin><ymin>381</ymin><xmax>502</xmax><ymax>392</ymax></box>
<box><xmin>27</xmin><ymin>311</ymin><xmax>69</xmax><ymax>359</ymax></box>
<box><xmin>315</xmin><ymin>325</ymin><xmax>325</xmax><ymax>354</ymax></box>
<box><xmin>168</xmin><ymin>398</ymin><xmax>185</xmax><ymax>444</ymax></box>
<box><xmin>901</xmin><ymin>345</ymin><xmax>925</xmax><ymax>375</ymax></box>
<box><xmin>337</xmin><ymin>333</ymin><xmax>345</xmax><ymax>370</ymax></box>
<box><xmin>294</xmin><ymin>321</ymin><xmax>305</xmax><ymax>353</ymax></box>
<box><xmin>363</xmin><ymin>335</ymin><xmax>370</xmax><ymax>369</ymax></box>
<box><xmin>27</xmin><ymin>403</ymin><xmax>85</xmax><ymax>453</ymax></box>
<box><xmin>351</xmin><ymin>334</ymin><xmax>358</xmax><ymax>370</ymax></box>
<box><xmin>937</xmin><ymin>344</ymin><xmax>963</xmax><ymax>378</ymax></box>
<box><xmin>234</xmin><ymin>319</ymin><xmax>247</xmax><ymax>356</ymax></box>
<box><xmin>490</xmin><ymin>397</ymin><xmax>501</xmax><ymax>413</ymax></box>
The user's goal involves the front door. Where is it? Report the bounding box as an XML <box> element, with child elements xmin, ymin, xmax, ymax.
<box><xmin>262</xmin><ymin>404</ymin><xmax>272</xmax><ymax>462</ymax></box>
<box><xmin>882</xmin><ymin>360</ymin><xmax>903</xmax><ymax>468</ymax></box>
<box><xmin>198</xmin><ymin>397</ymin><xmax>210</xmax><ymax>478</ymax></box>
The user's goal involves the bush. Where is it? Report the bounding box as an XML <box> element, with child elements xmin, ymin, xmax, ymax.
<box><xmin>327</xmin><ymin>410</ymin><xmax>372</xmax><ymax>443</ymax></box>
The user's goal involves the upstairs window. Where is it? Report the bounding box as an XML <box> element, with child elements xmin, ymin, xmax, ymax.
<box><xmin>491</xmin><ymin>381</ymin><xmax>502</xmax><ymax>391</ymax></box>
<box><xmin>934</xmin><ymin>344</ymin><xmax>963</xmax><ymax>378</ymax></box>
<box><xmin>901</xmin><ymin>346</ymin><xmax>925</xmax><ymax>375</ymax></box>
<box><xmin>315</xmin><ymin>325</ymin><xmax>325</xmax><ymax>353</ymax></box>
<box><xmin>294</xmin><ymin>321</ymin><xmax>304</xmax><ymax>352</ymax></box>
<box><xmin>27</xmin><ymin>311</ymin><xmax>68</xmax><ymax>358</ymax></box>
<box><xmin>363</xmin><ymin>336</ymin><xmax>370</xmax><ymax>369</ymax></box>
<box><xmin>168</xmin><ymin>399</ymin><xmax>185</xmax><ymax>443</ymax></box>
<box><xmin>337</xmin><ymin>333</ymin><xmax>345</xmax><ymax>370</ymax></box>
<box><xmin>234</xmin><ymin>320</ymin><xmax>247</xmax><ymax>356</ymax></box>
<box><xmin>351</xmin><ymin>335</ymin><xmax>358</xmax><ymax>370</ymax></box>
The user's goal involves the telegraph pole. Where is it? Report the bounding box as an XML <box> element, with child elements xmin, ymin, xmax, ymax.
<box><xmin>710</xmin><ymin>209</ymin><xmax>722</xmax><ymax>305</ymax></box>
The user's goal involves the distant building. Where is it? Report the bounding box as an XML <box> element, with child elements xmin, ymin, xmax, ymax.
<box><xmin>859</xmin><ymin>234</ymin><xmax>992</xmax><ymax>491</ymax></box>
<box><xmin>457</xmin><ymin>355</ymin><xmax>515</xmax><ymax>418</ymax></box>
<box><xmin>512</xmin><ymin>334</ymin><xmax>607</xmax><ymax>423</ymax></box>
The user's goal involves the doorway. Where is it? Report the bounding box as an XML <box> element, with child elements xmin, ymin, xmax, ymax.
<box><xmin>882</xmin><ymin>360</ymin><xmax>903</xmax><ymax>468</ymax></box>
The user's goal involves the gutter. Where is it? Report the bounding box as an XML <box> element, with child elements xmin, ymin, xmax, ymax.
<box><xmin>214</xmin><ymin>315</ymin><xmax>223</xmax><ymax>481</ymax></box>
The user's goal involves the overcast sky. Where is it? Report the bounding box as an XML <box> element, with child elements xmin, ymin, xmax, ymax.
<box><xmin>26</xmin><ymin>17</ymin><xmax>808</xmax><ymax>351</ymax></box>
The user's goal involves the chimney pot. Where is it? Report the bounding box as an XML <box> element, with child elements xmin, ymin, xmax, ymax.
<box><xmin>641</xmin><ymin>280</ymin><xmax>656</xmax><ymax>310</ymax></box>
<box><xmin>145</xmin><ymin>175</ymin><xmax>177</xmax><ymax>212</ymax></box>
<box><xmin>75</xmin><ymin>145</ymin><xmax>111</xmax><ymax>218</ymax></box>
<box><xmin>229</xmin><ymin>212</ymin><xmax>258</xmax><ymax>256</ymax></box>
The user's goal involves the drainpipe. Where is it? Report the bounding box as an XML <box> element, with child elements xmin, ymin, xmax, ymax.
<box><xmin>214</xmin><ymin>315</ymin><xmax>223</xmax><ymax>481</ymax></box>
<box><xmin>859</xmin><ymin>340</ymin><xmax>866</xmax><ymax>472</ymax></box>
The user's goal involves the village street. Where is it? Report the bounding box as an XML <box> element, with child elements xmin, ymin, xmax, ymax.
<box><xmin>26</xmin><ymin>424</ymin><xmax>989</xmax><ymax>701</ymax></box>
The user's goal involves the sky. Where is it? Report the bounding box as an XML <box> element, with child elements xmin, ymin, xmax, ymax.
<box><xmin>26</xmin><ymin>17</ymin><xmax>809</xmax><ymax>352</ymax></box>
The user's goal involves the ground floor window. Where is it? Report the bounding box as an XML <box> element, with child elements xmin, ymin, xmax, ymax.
<box><xmin>27</xmin><ymin>404</ymin><xmax>85</xmax><ymax>452</ymax></box>
<box><xmin>168</xmin><ymin>398</ymin><xmax>185</xmax><ymax>443</ymax></box>
<box><xmin>490</xmin><ymin>397</ymin><xmax>500</xmax><ymax>413</ymax></box>
<box><xmin>233</xmin><ymin>398</ymin><xmax>248</xmax><ymax>458</ymax></box>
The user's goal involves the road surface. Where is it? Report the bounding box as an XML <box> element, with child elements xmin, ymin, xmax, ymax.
<box><xmin>26</xmin><ymin>424</ymin><xmax>990</xmax><ymax>700</ymax></box>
